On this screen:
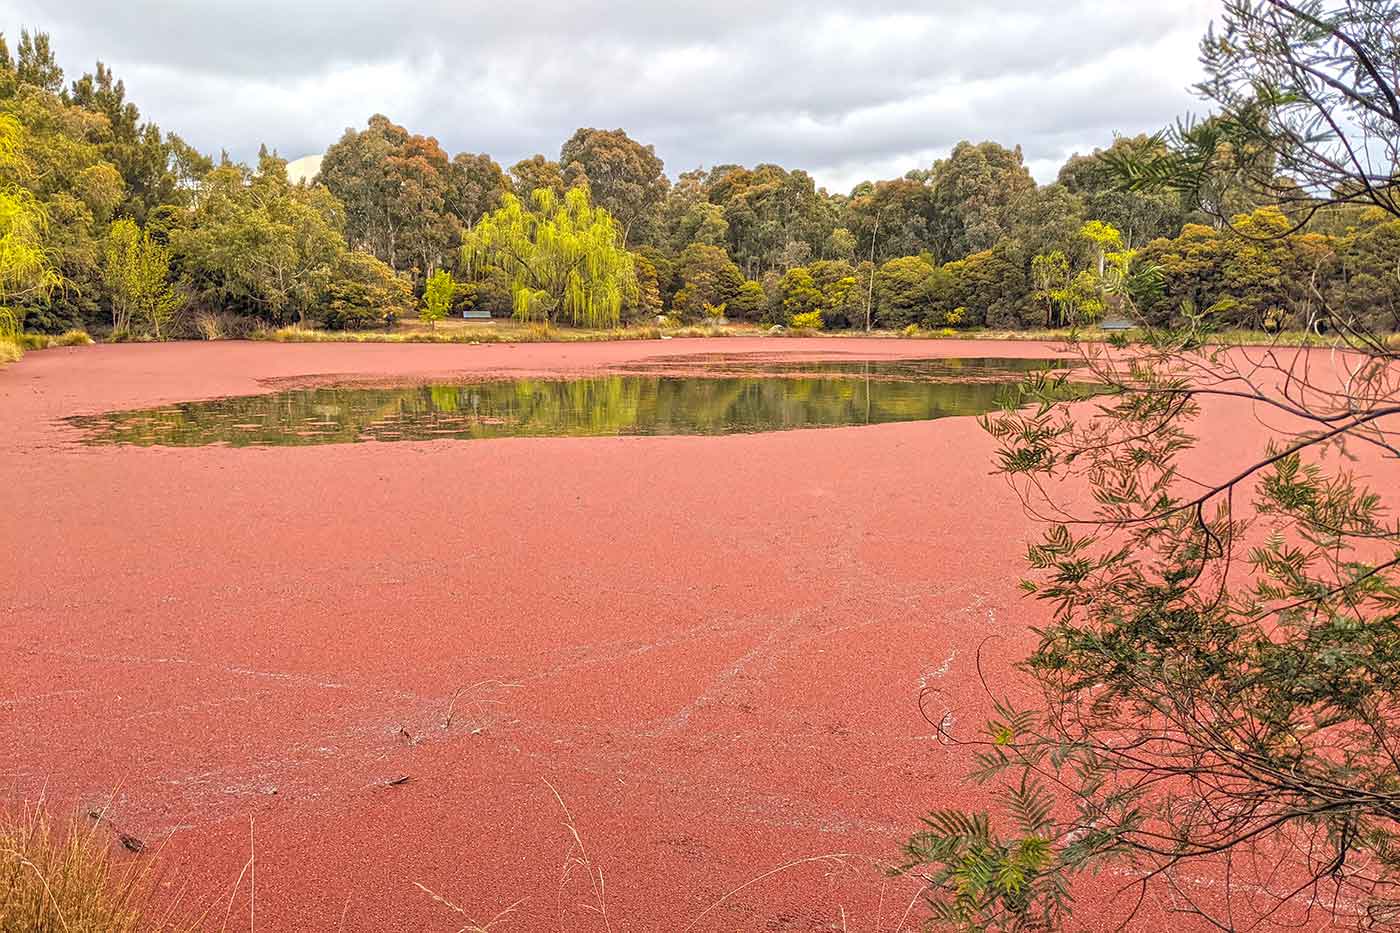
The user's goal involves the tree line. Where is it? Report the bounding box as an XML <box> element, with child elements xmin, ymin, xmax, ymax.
<box><xmin>4</xmin><ymin>26</ymin><xmax>1400</xmax><ymax>341</ymax></box>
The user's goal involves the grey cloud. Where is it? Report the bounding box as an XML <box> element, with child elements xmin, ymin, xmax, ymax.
<box><xmin>0</xmin><ymin>0</ymin><xmax>1223</xmax><ymax>192</ymax></box>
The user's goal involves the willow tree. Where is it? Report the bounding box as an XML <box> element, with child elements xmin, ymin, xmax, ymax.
<box><xmin>0</xmin><ymin>113</ymin><xmax>58</xmax><ymax>356</ymax></box>
<box><xmin>461</xmin><ymin>187</ymin><xmax>636</xmax><ymax>328</ymax></box>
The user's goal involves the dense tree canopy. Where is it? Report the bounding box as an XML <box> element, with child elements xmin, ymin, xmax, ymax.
<box><xmin>926</xmin><ymin>141</ymin><xmax>1036</xmax><ymax>262</ymax></box>
<box><xmin>5</xmin><ymin>21</ymin><xmax>1400</xmax><ymax>341</ymax></box>
<box><xmin>175</xmin><ymin>155</ymin><xmax>335</xmax><ymax>323</ymax></box>
<box><xmin>509</xmin><ymin>155</ymin><xmax>566</xmax><ymax>201</ymax></box>
<box><xmin>560</xmin><ymin>127</ymin><xmax>668</xmax><ymax>247</ymax></box>
<box><xmin>318</xmin><ymin>114</ymin><xmax>500</xmax><ymax>279</ymax></box>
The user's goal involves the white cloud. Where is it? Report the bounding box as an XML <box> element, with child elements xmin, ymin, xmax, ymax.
<box><xmin>1</xmin><ymin>0</ymin><xmax>1226</xmax><ymax>191</ymax></box>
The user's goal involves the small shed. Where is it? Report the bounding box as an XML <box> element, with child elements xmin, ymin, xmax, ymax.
<box><xmin>462</xmin><ymin>308</ymin><xmax>492</xmax><ymax>320</ymax></box>
<box><xmin>1099</xmin><ymin>318</ymin><xmax>1134</xmax><ymax>332</ymax></box>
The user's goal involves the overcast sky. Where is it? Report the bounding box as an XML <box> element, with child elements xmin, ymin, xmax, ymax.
<box><xmin>1</xmin><ymin>0</ymin><xmax>1222</xmax><ymax>193</ymax></box>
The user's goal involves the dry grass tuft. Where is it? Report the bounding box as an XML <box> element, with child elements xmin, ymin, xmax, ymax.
<box><xmin>51</xmin><ymin>330</ymin><xmax>95</xmax><ymax>347</ymax></box>
<box><xmin>15</xmin><ymin>330</ymin><xmax>96</xmax><ymax>351</ymax></box>
<box><xmin>0</xmin><ymin>800</ymin><xmax>155</xmax><ymax>932</ymax></box>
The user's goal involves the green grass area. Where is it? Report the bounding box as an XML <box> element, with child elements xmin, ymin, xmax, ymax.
<box><xmin>253</xmin><ymin>320</ymin><xmax>1400</xmax><ymax>349</ymax></box>
<box><xmin>2</xmin><ymin>321</ymin><xmax>1395</xmax><ymax>363</ymax></box>
<box><xmin>252</xmin><ymin>320</ymin><xmax>757</xmax><ymax>344</ymax></box>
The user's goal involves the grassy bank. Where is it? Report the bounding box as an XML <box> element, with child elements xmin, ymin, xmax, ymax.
<box><xmin>252</xmin><ymin>320</ymin><xmax>1400</xmax><ymax>350</ymax></box>
<box><xmin>0</xmin><ymin>329</ymin><xmax>94</xmax><ymax>368</ymax></box>
<box><xmin>251</xmin><ymin>321</ymin><xmax>747</xmax><ymax>344</ymax></box>
<box><xmin>3</xmin><ymin>322</ymin><xmax>1396</xmax><ymax>365</ymax></box>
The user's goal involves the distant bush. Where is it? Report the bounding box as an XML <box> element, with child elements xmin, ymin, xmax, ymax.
<box><xmin>902</xmin><ymin>323</ymin><xmax>920</xmax><ymax>337</ymax></box>
<box><xmin>727</xmin><ymin>280</ymin><xmax>766</xmax><ymax>321</ymax></box>
<box><xmin>321</xmin><ymin>251</ymin><xmax>413</xmax><ymax>330</ymax></box>
<box><xmin>789</xmin><ymin>310</ymin><xmax>823</xmax><ymax>330</ymax></box>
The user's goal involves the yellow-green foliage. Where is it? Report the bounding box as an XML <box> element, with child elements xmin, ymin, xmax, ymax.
<box><xmin>461</xmin><ymin>188</ymin><xmax>637</xmax><ymax>328</ymax></box>
<box><xmin>0</xmin><ymin>113</ymin><xmax>60</xmax><ymax>363</ymax></box>
<box><xmin>789</xmin><ymin>310</ymin><xmax>823</xmax><ymax>330</ymax></box>
<box><xmin>420</xmin><ymin>268</ymin><xmax>454</xmax><ymax>329</ymax></box>
<box><xmin>102</xmin><ymin>219</ymin><xmax>181</xmax><ymax>339</ymax></box>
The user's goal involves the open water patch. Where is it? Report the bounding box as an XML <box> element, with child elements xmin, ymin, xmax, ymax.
<box><xmin>67</xmin><ymin>357</ymin><xmax>1077</xmax><ymax>447</ymax></box>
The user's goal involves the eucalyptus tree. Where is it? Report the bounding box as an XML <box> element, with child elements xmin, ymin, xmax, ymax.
<box><xmin>461</xmin><ymin>188</ymin><xmax>636</xmax><ymax>328</ymax></box>
<box><xmin>1007</xmin><ymin>184</ymin><xmax>1087</xmax><ymax>265</ymax></box>
<box><xmin>318</xmin><ymin>114</ymin><xmax>460</xmax><ymax>277</ymax></box>
<box><xmin>559</xmin><ymin>127</ymin><xmax>669</xmax><ymax>246</ymax></box>
<box><xmin>448</xmin><ymin>152</ymin><xmax>509</xmax><ymax>230</ymax></box>
<box><xmin>1058</xmin><ymin>140</ymin><xmax>1183</xmax><ymax>247</ymax></box>
<box><xmin>841</xmin><ymin>176</ymin><xmax>935</xmax><ymax>262</ymax></box>
<box><xmin>508</xmin><ymin>155</ymin><xmax>567</xmax><ymax>201</ymax></box>
<box><xmin>702</xmin><ymin>164</ymin><xmax>835</xmax><ymax>278</ymax></box>
<box><xmin>926</xmin><ymin>141</ymin><xmax>1036</xmax><ymax>262</ymax></box>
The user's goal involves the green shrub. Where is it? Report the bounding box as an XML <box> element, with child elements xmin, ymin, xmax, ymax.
<box><xmin>902</xmin><ymin>323</ymin><xmax>920</xmax><ymax>337</ymax></box>
<box><xmin>727</xmin><ymin>280</ymin><xmax>766</xmax><ymax>321</ymax></box>
<box><xmin>321</xmin><ymin>251</ymin><xmax>413</xmax><ymax>330</ymax></box>
<box><xmin>789</xmin><ymin>310</ymin><xmax>823</xmax><ymax>330</ymax></box>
